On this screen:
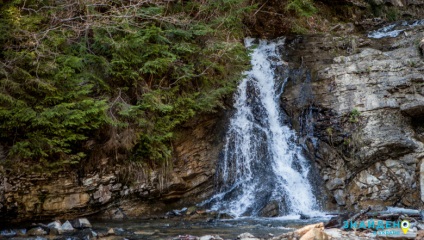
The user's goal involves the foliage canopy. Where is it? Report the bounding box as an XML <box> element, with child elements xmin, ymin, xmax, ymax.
<box><xmin>0</xmin><ymin>0</ymin><xmax>251</xmax><ymax>172</ymax></box>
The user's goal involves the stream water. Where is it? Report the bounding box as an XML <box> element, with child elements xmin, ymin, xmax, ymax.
<box><xmin>90</xmin><ymin>216</ymin><xmax>331</xmax><ymax>239</ymax></box>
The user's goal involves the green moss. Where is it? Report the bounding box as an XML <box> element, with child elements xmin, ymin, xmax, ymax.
<box><xmin>286</xmin><ymin>0</ymin><xmax>317</xmax><ymax>17</ymax></box>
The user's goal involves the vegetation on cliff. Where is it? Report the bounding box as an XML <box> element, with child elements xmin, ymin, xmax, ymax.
<box><xmin>0</xmin><ymin>0</ymin><xmax>252</xmax><ymax>172</ymax></box>
<box><xmin>2</xmin><ymin>0</ymin><xmax>420</xmax><ymax>174</ymax></box>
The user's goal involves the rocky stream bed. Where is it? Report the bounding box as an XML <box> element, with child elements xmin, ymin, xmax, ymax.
<box><xmin>3</xmin><ymin>207</ymin><xmax>424</xmax><ymax>240</ymax></box>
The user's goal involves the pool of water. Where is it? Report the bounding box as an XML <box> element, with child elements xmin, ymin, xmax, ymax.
<box><xmin>90</xmin><ymin>215</ymin><xmax>333</xmax><ymax>239</ymax></box>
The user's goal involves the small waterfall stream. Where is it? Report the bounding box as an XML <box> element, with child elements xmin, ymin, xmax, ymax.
<box><xmin>206</xmin><ymin>38</ymin><xmax>319</xmax><ymax>218</ymax></box>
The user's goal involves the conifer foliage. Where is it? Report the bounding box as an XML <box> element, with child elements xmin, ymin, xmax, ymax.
<box><xmin>0</xmin><ymin>0</ymin><xmax>251</xmax><ymax>172</ymax></box>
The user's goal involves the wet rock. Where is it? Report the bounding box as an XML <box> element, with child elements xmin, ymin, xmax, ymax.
<box><xmin>186</xmin><ymin>206</ymin><xmax>197</xmax><ymax>215</ymax></box>
<box><xmin>47</xmin><ymin>220</ymin><xmax>62</xmax><ymax>235</ymax></box>
<box><xmin>173</xmin><ymin>235</ymin><xmax>198</xmax><ymax>240</ymax></box>
<box><xmin>259</xmin><ymin>201</ymin><xmax>279</xmax><ymax>217</ymax></box>
<box><xmin>113</xmin><ymin>228</ymin><xmax>126</xmax><ymax>236</ymax></box>
<box><xmin>61</xmin><ymin>220</ymin><xmax>75</xmax><ymax>232</ymax></box>
<box><xmin>237</xmin><ymin>232</ymin><xmax>259</xmax><ymax>240</ymax></box>
<box><xmin>27</xmin><ymin>227</ymin><xmax>47</xmax><ymax>236</ymax></box>
<box><xmin>300</xmin><ymin>213</ymin><xmax>312</xmax><ymax>220</ymax></box>
<box><xmin>71</xmin><ymin>218</ymin><xmax>92</xmax><ymax>228</ymax></box>
<box><xmin>199</xmin><ymin>235</ymin><xmax>223</xmax><ymax>240</ymax></box>
<box><xmin>0</xmin><ymin>229</ymin><xmax>16</xmax><ymax>237</ymax></box>
<box><xmin>324</xmin><ymin>213</ymin><xmax>353</xmax><ymax>228</ymax></box>
<box><xmin>15</xmin><ymin>229</ymin><xmax>27</xmax><ymax>236</ymax></box>
<box><xmin>134</xmin><ymin>230</ymin><xmax>157</xmax><ymax>236</ymax></box>
<box><xmin>167</xmin><ymin>207</ymin><xmax>188</xmax><ymax>216</ymax></box>
<box><xmin>47</xmin><ymin>220</ymin><xmax>61</xmax><ymax>229</ymax></box>
<box><xmin>77</xmin><ymin>228</ymin><xmax>98</xmax><ymax>239</ymax></box>
<box><xmin>106</xmin><ymin>227</ymin><xmax>127</xmax><ymax>236</ymax></box>
<box><xmin>217</xmin><ymin>212</ymin><xmax>233</xmax><ymax>219</ymax></box>
<box><xmin>107</xmin><ymin>228</ymin><xmax>115</xmax><ymax>235</ymax></box>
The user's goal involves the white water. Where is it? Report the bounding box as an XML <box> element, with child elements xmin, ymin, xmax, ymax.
<box><xmin>368</xmin><ymin>19</ymin><xmax>424</xmax><ymax>39</ymax></box>
<box><xmin>207</xmin><ymin>38</ymin><xmax>319</xmax><ymax>218</ymax></box>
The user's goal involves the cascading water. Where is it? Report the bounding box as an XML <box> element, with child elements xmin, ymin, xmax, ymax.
<box><xmin>206</xmin><ymin>38</ymin><xmax>319</xmax><ymax>218</ymax></box>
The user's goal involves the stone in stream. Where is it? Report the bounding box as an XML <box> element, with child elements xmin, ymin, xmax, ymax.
<box><xmin>47</xmin><ymin>220</ymin><xmax>61</xmax><ymax>229</ymax></box>
<box><xmin>186</xmin><ymin>206</ymin><xmax>197</xmax><ymax>215</ymax></box>
<box><xmin>259</xmin><ymin>201</ymin><xmax>279</xmax><ymax>217</ymax></box>
<box><xmin>324</xmin><ymin>212</ymin><xmax>353</xmax><ymax>228</ymax></box>
<box><xmin>47</xmin><ymin>220</ymin><xmax>62</xmax><ymax>235</ymax></box>
<box><xmin>76</xmin><ymin>228</ymin><xmax>98</xmax><ymax>239</ymax></box>
<box><xmin>295</xmin><ymin>223</ymin><xmax>324</xmax><ymax>236</ymax></box>
<box><xmin>61</xmin><ymin>220</ymin><xmax>75</xmax><ymax>232</ymax></box>
<box><xmin>237</xmin><ymin>232</ymin><xmax>260</xmax><ymax>240</ymax></box>
<box><xmin>299</xmin><ymin>228</ymin><xmax>330</xmax><ymax>240</ymax></box>
<box><xmin>199</xmin><ymin>235</ymin><xmax>223</xmax><ymax>240</ymax></box>
<box><xmin>27</xmin><ymin>227</ymin><xmax>47</xmax><ymax>236</ymax></box>
<box><xmin>107</xmin><ymin>228</ymin><xmax>115</xmax><ymax>235</ymax></box>
<box><xmin>173</xmin><ymin>235</ymin><xmax>198</xmax><ymax>240</ymax></box>
<box><xmin>15</xmin><ymin>229</ymin><xmax>27</xmax><ymax>236</ymax></box>
<box><xmin>0</xmin><ymin>229</ymin><xmax>16</xmax><ymax>237</ymax></box>
<box><xmin>71</xmin><ymin>218</ymin><xmax>92</xmax><ymax>228</ymax></box>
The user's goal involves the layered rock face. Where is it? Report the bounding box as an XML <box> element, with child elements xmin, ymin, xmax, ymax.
<box><xmin>282</xmin><ymin>23</ymin><xmax>424</xmax><ymax>210</ymax></box>
<box><xmin>0</xmin><ymin>114</ymin><xmax>227</xmax><ymax>223</ymax></box>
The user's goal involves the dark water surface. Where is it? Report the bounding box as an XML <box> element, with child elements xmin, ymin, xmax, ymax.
<box><xmin>91</xmin><ymin>215</ymin><xmax>332</xmax><ymax>239</ymax></box>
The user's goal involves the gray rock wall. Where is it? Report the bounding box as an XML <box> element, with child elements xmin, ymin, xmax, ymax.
<box><xmin>283</xmin><ymin>24</ymin><xmax>424</xmax><ymax>210</ymax></box>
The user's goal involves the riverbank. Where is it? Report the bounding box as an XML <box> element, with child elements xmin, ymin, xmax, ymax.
<box><xmin>2</xmin><ymin>207</ymin><xmax>424</xmax><ymax>239</ymax></box>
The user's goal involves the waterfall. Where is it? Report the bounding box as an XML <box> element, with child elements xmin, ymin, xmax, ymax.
<box><xmin>207</xmin><ymin>38</ymin><xmax>319</xmax><ymax>218</ymax></box>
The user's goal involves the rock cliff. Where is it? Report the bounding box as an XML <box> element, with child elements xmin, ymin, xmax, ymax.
<box><xmin>282</xmin><ymin>21</ymin><xmax>424</xmax><ymax>210</ymax></box>
<box><xmin>0</xmin><ymin>113</ymin><xmax>228</xmax><ymax>223</ymax></box>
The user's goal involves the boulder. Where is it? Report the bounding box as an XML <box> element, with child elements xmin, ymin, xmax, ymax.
<box><xmin>0</xmin><ymin>229</ymin><xmax>16</xmax><ymax>237</ymax></box>
<box><xmin>237</xmin><ymin>232</ymin><xmax>260</xmax><ymax>239</ymax></box>
<box><xmin>27</xmin><ymin>227</ymin><xmax>47</xmax><ymax>236</ymax></box>
<box><xmin>72</xmin><ymin>218</ymin><xmax>92</xmax><ymax>228</ymax></box>
<box><xmin>295</xmin><ymin>222</ymin><xmax>324</xmax><ymax>236</ymax></box>
<box><xmin>15</xmin><ymin>229</ymin><xmax>27</xmax><ymax>236</ymax></box>
<box><xmin>47</xmin><ymin>220</ymin><xmax>61</xmax><ymax>229</ymax></box>
<box><xmin>61</xmin><ymin>220</ymin><xmax>75</xmax><ymax>232</ymax></box>
<box><xmin>300</xmin><ymin>228</ymin><xmax>330</xmax><ymax>240</ymax></box>
<box><xmin>77</xmin><ymin>228</ymin><xmax>98</xmax><ymax>239</ymax></box>
<box><xmin>47</xmin><ymin>220</ymin><xmax>62</xmax><ymax>235</ymax></box>
<box><xmin>259</xmin><ymin>201</ymin><xmax>279</xmax><ymax>217</ymax></box>
<box><xmin>199</xmin><ymin>235</ymin><xmax>223</xmax><ymax>240</ymax></box>
<box><xmin>107</xmin><ymin>228</ymin><xmax>115</xmax><ymax>235</ymax></box>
